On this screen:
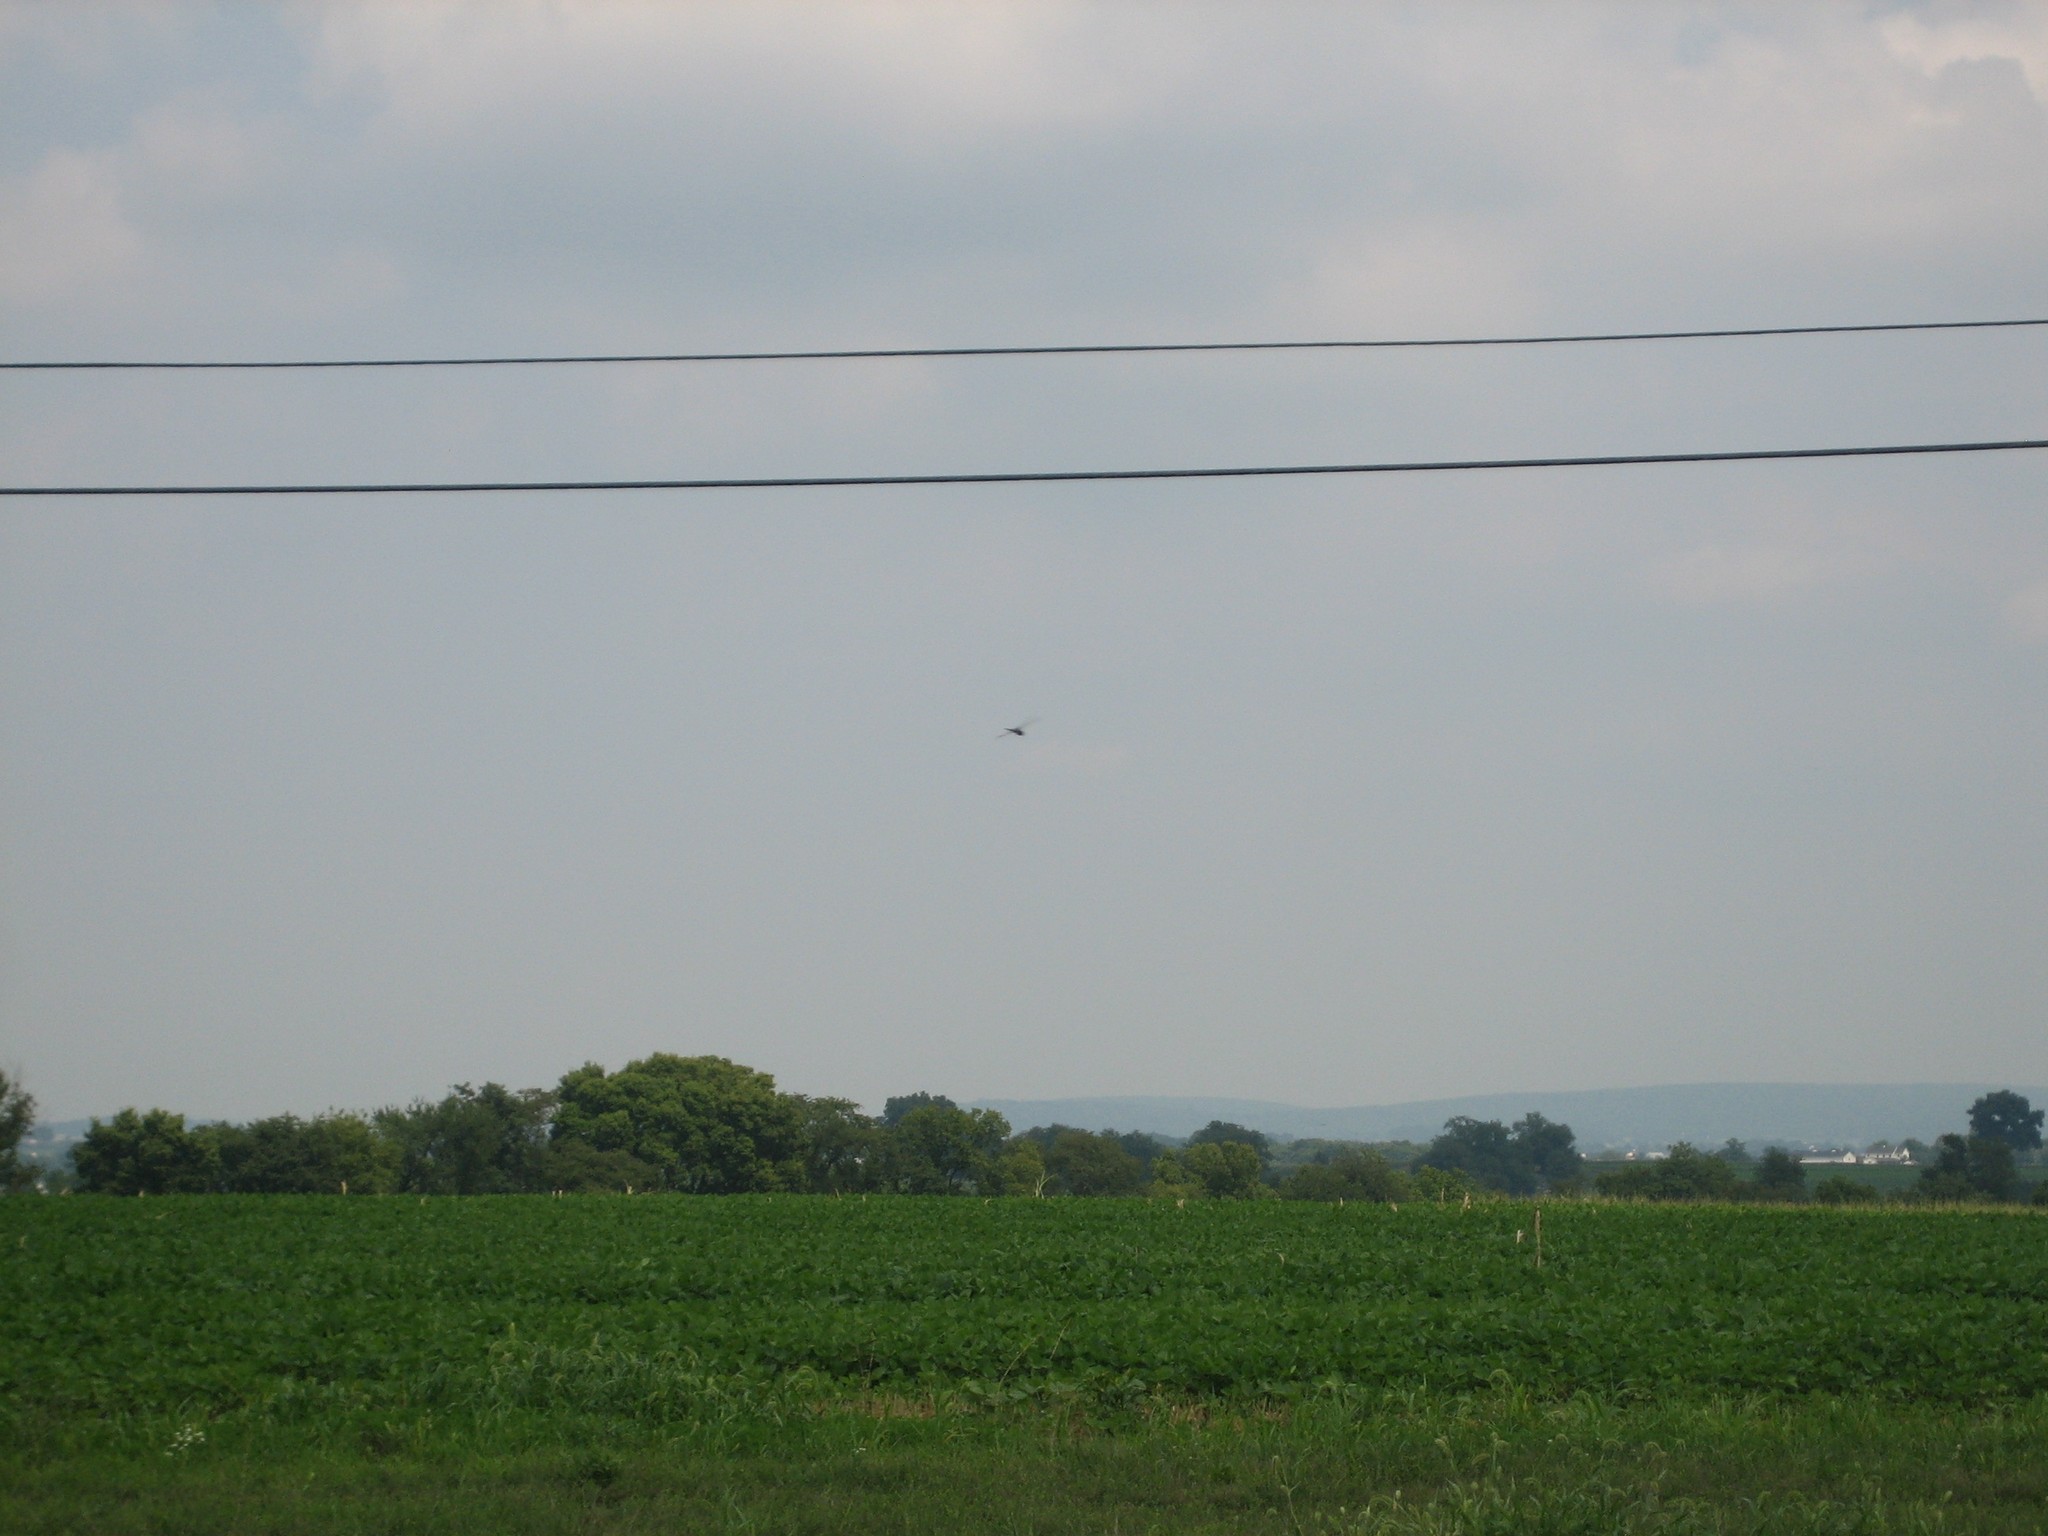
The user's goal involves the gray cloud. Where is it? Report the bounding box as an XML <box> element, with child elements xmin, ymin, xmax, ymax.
<box><xmin>2</xmin><ymin>2</ymin><xmax>2045</xmax><ymax>1121</ymax></box>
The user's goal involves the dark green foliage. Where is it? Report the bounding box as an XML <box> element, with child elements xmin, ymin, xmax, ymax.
<box><xmin>1419</xmin><ymin>1117</ymin><xmax>1523</xmax><ymax>1192</ymax></box>
<box><xmin>1813</xmin><ymin>1175</ymin><xmax>1879</xmax><ymax>1205</ymax></box>
<box><xmin>791</xmin><ymin>1096</ymin><xmax>880</xmax><ymax>1193</ymax></box>
<box><xmin>1280</xmin><ymin>1147</ymin><xmax>1410</xmax><ymax>1203</ymax></box>
<box><xmin>212</xmin><ymin>1112</ymin><xmax>399</xmax><ymax>1194</ymax></box>
<box><xmin>1919</xmin><ymin>1134</ymin><xmax>2019</xmax><ymax>1202</ymax></box>
<box><xmin>0</xmin><ymin>1069</ymin><xmax>34</xmax><ymax>1193</ymax></box>
<box><xmin>877</xmin><ymin>1105</ymin><xmax>1011</xmax><ymax>1193</ymax></box>
<box><xmin>1594</xmin><ymin>1143</ymin><xmax>1742</xmax><ymax>1201</ymax></box>
<box><xmin>880</xmin><ymin>1092</ymin><xmax>956</xmax><ymax>1128</ymax></box>
<box><xmin>1153</xmin><ymin>1139</ymin><xmax>1265</xmax><ymax>1198</ymax></box>
<box><xmin>1004</xmin><ymin>1126</ymin><xmax>1164</xmax><ymax>1190</ymax></box>
<box><xmin>1043</xmin><ymin>1128</ymin><xmax>1143</xmax><ymax>1195</ymax></box>
<box><xmin>1186</xmin><ymin>1120</ymin><xmax>1270</xmax><ymax>1160</ymax></box>
<box><xmin>537</xmin><ymin>1138</ymin><xmax>660</xmax><ymax>1193</ymax></box>
<box><xmin>1967</xmin><ymin>1090</ymin><xmax>2044</xmax><ymax>1153</ymax></box>
<box><xmin>1416</xmin><ymin>1113</ymin><xmax>1581</xmax><ymax>1195</ymax></box>
<box><xmin>1009</xmin><ymin>1121</ymin><xmax>1078</xmax><ymax>1151</ymax></box>
<box><xmin>1750</xmin><ymin>1147</ymin><xmax>1807</xmax><ymax>1201</ymax></box>
<box><xmin>1511</xmin><ymin>1112</ymin><xmax>1583</xmax><ymax>1184</ymax></box>
<box><xmin>1112</xmin><ymin>1129</ymin><xmax>1166</xmax><ymax>1177</ymax></box>
<box><xmin>551</xmin><ymin>1055</ymin><xmax>803</xmax><ymax>1193</ymax></box>
<box><xmin>70</xmin><ymin>1109</ymin><xmax>221</xmax><ymax>1195</ymax></box>
<box><xmin>376</xmin><ymin>1083</ymin><xmax>554</xmax><ymax>1194</ymax></box>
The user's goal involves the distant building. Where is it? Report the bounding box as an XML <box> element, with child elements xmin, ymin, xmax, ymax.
<box><xmin>1798</xmin><ymin>1148</ymin><xmax>1914</xmax><ymax>1166</ymax></box>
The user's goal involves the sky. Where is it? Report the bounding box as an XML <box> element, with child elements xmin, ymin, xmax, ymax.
<box><xmin>2</xmin><ymin>2</ymin><xmax>2045</xmax><ymax>1123</ymax></box>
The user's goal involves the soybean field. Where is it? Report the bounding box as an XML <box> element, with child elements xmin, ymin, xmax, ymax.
<box><xmin>6</xmin><ymin>1197</ymin><xmax>2047</xmax><ymax>1534</ymax></box>
<box><xmin>7</xmin><ymin>1196</ymin><xmax>2046</xmax><ymax>1413</ymax></box>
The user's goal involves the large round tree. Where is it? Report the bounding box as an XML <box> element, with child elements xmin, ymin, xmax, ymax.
<box><xmin>551</xmin><ymin>1054</ymin><xmax>804</xmax><ymax>1192</ymax></box>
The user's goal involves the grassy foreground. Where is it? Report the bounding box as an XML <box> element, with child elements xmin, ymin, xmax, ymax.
<box><xmin>5</xmin><ymin>1196</ymin><xmax>2045</xmax><ymax>1532</ymax></box>
<box><xmin>9</xmin><ymin>1393</ymin><xmax>2048</xmax><ymax>1534</ymax></box>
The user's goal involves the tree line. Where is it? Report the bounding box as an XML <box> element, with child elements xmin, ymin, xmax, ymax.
<box><xmin>1</xmin><ymin>1061</ymin><xmax>2041</xmax><ymax>1204</ymax></box>
<box><xmin>4</xmin><ymin>1056</ymin><xmax>1554</xmax><ymax>1200</ymax></box>
<box><xmin>1589</xmin><ymin>1091</ymin><xmax>2047</xmax><ymax>1206</ymax></box>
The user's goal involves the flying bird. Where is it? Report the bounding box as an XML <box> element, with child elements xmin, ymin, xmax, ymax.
<box><xmin>998</xmin><ymin>718</ymin><xmax>1038</xmax><ymax>738</ymax></box>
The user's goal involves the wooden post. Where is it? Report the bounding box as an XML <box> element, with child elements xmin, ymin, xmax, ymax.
<box><xmin>1534</xmin><ymin>1205</ymin><xmax>1542</xmax><ymax>1271</ymax></box>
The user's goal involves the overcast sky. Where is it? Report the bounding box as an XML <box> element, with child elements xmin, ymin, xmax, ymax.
<box><xmin>3</xmin><ymin>2</ymin><xmax>2045</xmax><ymax>1123</ymax></box>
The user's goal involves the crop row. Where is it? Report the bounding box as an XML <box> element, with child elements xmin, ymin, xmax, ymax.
<box><xmin>3</xmin><ymin>1197</ymin><xmax>2044</xmax><ymax>1421</ymax></box>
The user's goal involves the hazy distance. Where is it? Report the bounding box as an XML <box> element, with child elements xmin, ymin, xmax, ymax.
<box><xmin>2</xmin><ymin>4</ymin><xmax>2046</xmax><ymax>1122</ymax></box>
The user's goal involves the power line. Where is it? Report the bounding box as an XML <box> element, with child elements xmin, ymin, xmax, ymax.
<box><xmin>5</xmin><ymin>437</ymin><xmax>2042</xmax><ymax>497</ymax></box>
<box><xmin>5</xmin><ymin>317</ymin><xmax>2045</xmax><ymax>372</ymax></box>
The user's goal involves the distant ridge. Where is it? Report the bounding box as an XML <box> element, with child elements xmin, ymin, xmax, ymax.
<box><xmin>970</xmin><ymin>1083</ymin><xmax>2047</xmax><ymax>1150</ymax></box>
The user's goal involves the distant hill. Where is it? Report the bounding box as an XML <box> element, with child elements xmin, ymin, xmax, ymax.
<box><xmin>971</xmin><ymin>1084</ymin><xmax>2047</xmax><ymax>1151</ymax></box>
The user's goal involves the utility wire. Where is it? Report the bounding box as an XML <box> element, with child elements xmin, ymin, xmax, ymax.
<box><xmin>4</xmin><ymin>317</ymin><xmax>2045</xmax><ymax>371</ymax></box>
<box><xmin>5</xmin><ymin>437</ymin><xmax>2043</xmax><ymax>497</ymax></box>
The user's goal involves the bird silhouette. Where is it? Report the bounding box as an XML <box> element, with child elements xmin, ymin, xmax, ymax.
<box><xmin>998</xmin><ymin>718</ymin><xmax>1038</xmax><ymax>738</ymax></box>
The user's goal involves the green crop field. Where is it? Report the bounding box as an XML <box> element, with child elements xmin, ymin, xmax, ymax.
<box><xmin>5</xmin><ymin>1196</ymin><xmax>2047</xmax><ymax>1533</ymax></box>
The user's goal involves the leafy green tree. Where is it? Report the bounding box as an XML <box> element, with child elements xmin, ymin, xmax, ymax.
<box><xmin>1007</xmin><ymin>1123</ymin><xmax>1072</xmax><ymax>1152</ymax></box>
<box><xmin>215</xmin><ymin>1112</ymin><xmax>400</xmax><ymax>1193</ymax></box>
<box><xmin>991</xmin><ymin>1136</ymin><xmax>1049</xmax><ymax>1196</ymax></box>
<box><xmin>1918</xmin><ymin>1133</ymin><xmax>2019</xmax><ymax>1202</ymax></box>
<box><xmin>1416</xmin><ymin>1114</ymin><xmax>1581</xmax><ymax>1194</ymax></box>
<box><xmin>1718</xmin><ymin>1139</ymin><xmax>1754</xmax><ymax>1169</ymax></box>
<box><xmin>551</xmin><ymin>1055</ymin><xmax>803</xmax><ymax>1193</ymax></box>
<box><xmin>72</xmin><ymin>1109</ymin><xmax>221</xmax><ymax>1195</ymax></box>
<box><xmin>1513</xmin><ymin>1113</ymin><xmax>1583</xmax><ymax>1185</ymax></box>
<box><xmin>1153</xmin><ymin>1140</ymin><xmax>1265</xmax><ymax>1199</ymax></box>
<box><xmin>538</xmin><ymin>1139</ymin><xmax>660</xmax><ymax>1193</ymax></box>
<box><xmin>1967</xmin><ymin>1091</ymin><xmax>2044</xmax><ymax>1154</ymax></box>
<box><xmin>1146</xmin><ymin>1149</ymin><xmax>1202</xmax><ymax>1200</ymax></box>
<box><xmin>1114</xmin><ymin>1131</ymin><xmax>1166</xmax><ymax>1179</ymax></box>
<box><xmin>1045</xmin><ymin>1129</ymin><xmax>1143</xmax><ymax>1195</ymax></box>
<box><xmin>0</xmin><ymin>1068</ymin><xmax>35</xmax><ymax>1193</ymax></box>
<box><xmin>1186</xmin><ymin>1121</ymin><xmax>1270</xmax><ymax>1161</ymax></box>
<box><xmin>1594</xmin><ymin>1143</ymin><xmax>1740</xmax><ymax>1201</ymax></box>
<box><xmin>793</xmin><ymin>1096</ymin><xmax>882</xmax><ymax>1193</ymax></box>
<box><xmin>879</xmin><ymin>1105</ymin><xmax>1011</xmax><ymax>1193</ymax></box>
<box><xmin>881</xmin><ymin>1092</ymin><xmax>957</xmax><ymax>1128</ymax></box>
<box><xmin>1015</xmin><ymin>1122</ymin><xmax>1163</xmax><ymax>1196</ymax></box>
<box><xmin>1281</xmin><ymin>1148</ymin><xmax>1411</xmax><ymax>1203</ymax></box>
<box><xmin>1418</xmin><ymin>1117</ymin><xmax>1528</xmax><ymax>1193</ymax></box>
<box><xmin>1749</xmin><ymin>1147</ymin><xmax>1807</xmax><ymax>1202</ymax></box>
<box><xmin>377</xmin><ymin>1083</ymin><xmax>555</xmax><ymax>1194</ymax></box>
